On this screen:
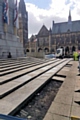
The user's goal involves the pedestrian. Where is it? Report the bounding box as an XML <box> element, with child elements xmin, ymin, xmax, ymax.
<box><xmin>7</xmin><ymin>52</ymin><xmax>12</xmax><ymax>58</ymax></box>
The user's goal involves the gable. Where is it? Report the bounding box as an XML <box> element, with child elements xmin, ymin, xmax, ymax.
<box><xmin>38</xmin><ymin>25</ymin><xmax>49</xmax><ymax>37</ymax></box>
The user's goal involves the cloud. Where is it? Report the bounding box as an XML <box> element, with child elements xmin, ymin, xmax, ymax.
<box><xmin>25</xmin><ymin>0</ymin><xmax>80</xmax><ymax>38</ymax></box>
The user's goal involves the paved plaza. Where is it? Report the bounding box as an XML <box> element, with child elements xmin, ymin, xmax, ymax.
<box><xmin>44</xmin><ymin>61</ymin><xmax>80</xmax><ymax>120</ymax></box>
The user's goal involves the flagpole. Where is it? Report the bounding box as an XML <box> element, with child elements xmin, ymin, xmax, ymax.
<box><xmin>3</xmin><ymin>0</ymin><xmax>9</xmax><ymax>33</ymax></box>
<box><xmin>14</xmin><ymin>0</ymin><xmax>18</xmax><ymax>36</ymax></box>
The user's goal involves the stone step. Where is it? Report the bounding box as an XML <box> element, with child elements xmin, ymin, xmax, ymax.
<box><xmin>0</xmin><ymin>59</ymin><xmax>71</xmax><ymax>115</ymax></box>
<box><xmin>0</xmin><ymin>59</ymin><xmax>66</xmax><ymax>98</ymax></box>
<box><xmin>0</xmin><ymin>59</ymin><xmax>62</xmax><ymax>84</ymax></box>
<box><xmin>52</xmin><ymin>76</ymin><xmax>65</xmax><ymax>82</ymax></box>
<box><xmin>0</xmin><ymin>60</ymin><xmax>42</xmax><ymax>72</ymax></box>
<box><xmin>56</xmin><ymin>68</ymin><xmax>70</xmax><ymax>77</ymax></box>
<box><xmin>0</xmin><ymin>58</ymin><xmax>54</xmax><ymax>73</ymax></box>
<box><xmin>0</xmin><ymin>60</ymin><xmax>34</xmax><ymax>68</ymax></box>
<box><xmin>0</xmin><ymin>57</ymin><xmax>31</xmax><ymax>65</ymax></box>
<box><xmin>0</xmin><ymin>59</ymin><xmax>55</xmax><ymax>72</ymax></box>
<box><xmin>0</xmin><ymin>59</ymin><xmax>58</xmax><ymax>76</ymax></box>
<box><xmin>0</xmin><ymin>57</ymin><xmax>47</xmax><ymax>68</ymax></box>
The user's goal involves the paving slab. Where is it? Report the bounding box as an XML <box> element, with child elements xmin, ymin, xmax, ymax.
<box><xmin>48</xmin><ymin>102</ymin><xmax>71</xmax><ymax>117</ymax></box>
<box><xmin>71</xmin><ymin>106</ymin><xmax>80</xmax><ymax>119</ymax></box>
<box><xmin>43</xmin><ymin>113</ymin><xmax>70</xmax><ymax>120</ymax></box>
<box><xmin>61</xmin><ymin>67</ymin><xmax>70</xmax><ymax>71</ymax></box>
<box><xmin>72</xmin><ymin>97</ymin><xmax>80</xmax><ymax>107</ymax></box>
<box><xmin>52</xmin><ymin>76</ymin><xmax>65</xmax><ymax>82</ymax></box>
<box><xmin>44</xmin><ymin>61</ymin><xmax>79</xmax><ymax>120</ymax></box>
<box><xmin>54</xmin><ymin>93</ymin><xmax>73</xmax><ymax>105</ymax></box>
<box><xmin>43</xmin><ymin>113</ymin><xmax>54</xmax><ymax>120</ymax></box>
<box><xmin>57</xmin><ymin>70</ymin><xmax>69</xmax><ymax>76</ymax></box>
<box><xmin>53</xmin><ymin>114</ymin><xmax>70</xmax><ymax>120</ymax></box>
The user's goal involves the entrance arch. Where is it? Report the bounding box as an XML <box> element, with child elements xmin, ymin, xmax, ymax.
<box><xmin>38</xmin><ymin>48</ymin><xmax>42</xmax><ymax>52</ymax></box>
<box><xmin>44</xmin><ymin>48</ymin><xmax>49</xmax><ymax>53</ymax></box>
<box><xmin>26</xmin><ymin>49</ymin><xmax>29</xmax><ymax>52</ymax></box>
<box><xmin>72</xmin><ymin>46</ymin><xmax>76</xmax><ymax>52</ymax></box>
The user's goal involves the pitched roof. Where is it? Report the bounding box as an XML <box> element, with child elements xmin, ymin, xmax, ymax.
<box><xmin>38</xmin><ymin>25</ymin><xmax>49</xmax><ymax>37</ymax></box>
<box><xmin>52</xmin><ymin>20</ymin><xmax>80</xmax><ymax>34</ymax></box>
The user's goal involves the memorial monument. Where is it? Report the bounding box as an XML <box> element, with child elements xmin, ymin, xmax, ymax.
<box><xmin>0</xmin><ymin>0</ymin><xmax>24</xmax><ymax>58</ymax></box>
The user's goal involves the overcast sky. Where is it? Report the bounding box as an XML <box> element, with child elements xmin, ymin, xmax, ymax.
<box><xmin>23</xmin><ymin>0</ymin><xmax>80</xmax><ymax>38</ymax></box>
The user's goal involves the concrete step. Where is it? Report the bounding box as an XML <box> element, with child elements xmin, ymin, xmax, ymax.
<box><xmin>0</xmin><ymin>59</ymin><xmax>62</xmax><ymax>84</ymax></box>
<box><xmin>0</xmin><ymin>59</ymin><xmax>71</xmax><ymax>115</ymax></box>
<box><xmin>0</xmin><ymin>61</ymin><xmax>43</xmax><ymax>72</ymax></box>
<box><xmin>52</xmin><ymin>76</ymin><xmax>65</xmax><ymax>82</ymax></box>
<box><xmin>0</xmin><ymin>57</ymin><xmax>31</xmax><ymax>65</ymax></box>
<box><xmin>0</xmin><ymin>57</ymin><xmax>47</xmax><ymax>68</ymax></box>
<box><xmin>0</xmin><ymin>59</ymin><xmax>66</xmax><ymax>98</ymax></box>
<box><xmin>0</xmin><ymin>58</ymin><xmax>55</xmax><ymax>72</ymax></box>
<box><xmin>0</xmin><ymin>59</ymin><xmax>58</xmax><ymax>76</ymax></box>
<box><xmin>56</xmin><ymin>67</ymin><xmax>70</xmax><ymax>77</ymax></box>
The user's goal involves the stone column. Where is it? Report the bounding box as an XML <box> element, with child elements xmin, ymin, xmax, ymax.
<box><xmin>49</xmin><ymin>34</ymin><xmax>52</xmax><ymax>53</ymax></box>
<box><xmin>29</xmin><ymin>40</ymin><xmax>31</xmax><ymax>53</ymax></box>
<box><xmin>35</xmin><ymin>41</ymin><xmax>37</xmax><ymax>53</ymax></box>
<box><xmin>4</xmin><ymin>23</ymin><xmax>7</xmax><ymax>33</ymax></box>
<box><xmin>14</xmin><ymin>27</ymin><xmax>17</xmax><ymax>36</ymax></box>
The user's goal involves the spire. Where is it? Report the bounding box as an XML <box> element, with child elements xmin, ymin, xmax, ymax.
<box><xmin>68</xmin><ymin>9</ymin><xmax>71</xmax><ymax>22</ymax></box>
<box><xmin>49</xmin><ymin>27</ymin><xmax>52</xmax><ymax>34</ymax></box>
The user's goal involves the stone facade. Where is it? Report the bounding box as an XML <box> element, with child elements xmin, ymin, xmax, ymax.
<box><xmin>19</xmin><ymin>0</ymin><xmax>28</xmax><ymax>49</ymax></box>
<box><xmin>26</xmin><ymin>11</ymin><xmax>80</xmax><ymax>55</ymax></box>
<box><xmin>0</xmin><ymin>0</ymin><xmax>24</xmax><ymax>58</ymax></box>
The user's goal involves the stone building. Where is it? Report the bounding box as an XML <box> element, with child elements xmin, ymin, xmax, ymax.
<box><xmin>26</xmin><ymin>35</ymin><xmax>37</xmax><ymax>53</ymax></box>
<box><xmin>26</xmin><ymin>10</ymin><xmax>80</xmax><ymax>55</ymax></box>
<box><xmin>0</xmin><ymin>0</ymin><xmax>24</xmax><ymax>58</ymax></box>
<box><xmin>18</xmin><ymin>0</ymin><xmax>28</xmax><ymax>49</ymax></box>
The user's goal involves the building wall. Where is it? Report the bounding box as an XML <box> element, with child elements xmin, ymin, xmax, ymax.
<box><xmin>0</xmin><ymin>0</ymin><xmax>24</xmax><ymax>58</ymax></box>
<box><xmin>19</xmin><ymin>0</ymin><xmax>28</xmax><ymax>48</ymax></box>
<box><xmin>26</xmin><ymin>31</ymin><xmax>80</xmax><ymax>55</ymax></box>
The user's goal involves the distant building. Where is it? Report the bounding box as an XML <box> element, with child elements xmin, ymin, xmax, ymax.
<box><xmin>26</xmin><ymin>35</ymin><xmax>37</xmax><ymax>53</ymax></box>
<box><xmin>26</xmin><ymin>10</ymin><xmax>80</xmax><ymax>55</ymax></box>
<box><xmin>18</xmin><ymin>0</ymin><xmax>28</xmax><ymax>49</ymax></box>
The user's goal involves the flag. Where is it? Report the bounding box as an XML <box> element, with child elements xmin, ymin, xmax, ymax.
<box><xmin>3</xmin><ymin>0</ymin><xmax>9</xmax><ymax>24</ymax></box>
<box><xmin>34</xmin><ymin>39</ymin><xmax>37</xmax><ymax>42</ymax></box>
<box><xmin>14</xmin><ymin>0</ymin><xmax>19</xmax><ymax>28</ymax></box>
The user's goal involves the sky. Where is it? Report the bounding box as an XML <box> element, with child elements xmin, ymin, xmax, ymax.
<box><xmin>22</xmin><ymin>0</ymin><xmax>80</xmax><ymax>38</ymax></box>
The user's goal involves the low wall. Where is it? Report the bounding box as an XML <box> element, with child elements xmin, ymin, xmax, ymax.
<box><xmin>27</xmin><ymin>52</ymin><xmax>45</xmax><ymax>58</ymax></box>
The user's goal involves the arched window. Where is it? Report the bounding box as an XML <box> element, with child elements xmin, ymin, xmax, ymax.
<box><xmin>26</xmin><ymin>49</ymin><xmax>29</xmax><ymax>52</ymax></box>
